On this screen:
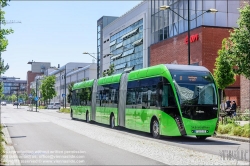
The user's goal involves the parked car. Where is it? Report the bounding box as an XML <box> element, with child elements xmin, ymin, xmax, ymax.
<box><xmin>53</xmin><ymin>103</ymin><xmax>61</xmax><ymax>109</ymax></box>
<box><xmin>1</xmin><ymin>101</ymin><xmax>6</xmax><ymax>106</ymax></box>
<box><xmin>47</xmin><ymin>103</ymin><xmax>54</xmax><ymax>109</ymax></box>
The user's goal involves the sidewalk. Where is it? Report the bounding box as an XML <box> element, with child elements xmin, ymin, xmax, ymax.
<box><xmin>1</xmin><ymin>118</ymin><xmax>248</xmax><ymax>165</ymax></box>
<box><xmin>2</xmin><ymin>124</ymin><xmax>21</xmax><ymax>165</ymax></box>
<box><xmin>213</xmin><ymin>133</ymin><xmax>250</xmax><ymax>143</ymax></box>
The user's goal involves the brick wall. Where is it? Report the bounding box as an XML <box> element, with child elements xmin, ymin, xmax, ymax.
<box><xmin>26</xmin><ymin>71</ymin><xmax>42</xmax><ymax>97</ymax></box>
<box><xmin>150</xmin><ymin>27</ymin><xmax>202</xmax><ymax>66</ymax></box>
<box><xmin>150</xmin><ymin>26</ymin><xmax>241</xmax><ymax>106</ymax></box>
<box><xmin>240</xmin><ymin>76</ymin><xmax>250</xmax><ymax>111</ymax></box>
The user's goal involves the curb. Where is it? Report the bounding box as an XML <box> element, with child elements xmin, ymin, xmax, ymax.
<box><xmin>2</xmin><ymin>124</ymin><xmax>21</xmax><ymax>165</ymax></box>
<box><xmin>212</xmin><ymin>134</ymin><xmax>250</xmax><ymax>143</ymax></box>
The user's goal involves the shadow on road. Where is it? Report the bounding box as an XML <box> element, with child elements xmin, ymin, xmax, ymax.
<box><xmin>72</xmin><ymin>119</ymin><xmax>241</xmax><ymax>146</ymax></box>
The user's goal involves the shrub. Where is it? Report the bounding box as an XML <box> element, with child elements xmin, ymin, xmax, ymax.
<box><xmin>242</xmin><ymin>124</ymin><xmax>250</xmax><ymax>138</ymax></box>
<box><xmin>217</xmin><ymin>123</ymin><xmax>250</xmax><ymax>138</ymax></box>
<box><xmin>38</xmin><ymin>106</ymin><xmax>46</xmax><ymax>109</ymax></box>
<box><xmin>0</xmin><ymin>125</ymin><xmax>5</xmax><ymax>165</ymax></box>
<box><xmin>232</xmin><ymin>126</ymin><xmax>244</xmax><ymax>136</ymax></box>
<box><xmin>60</xmin><ymin>108</ymin><xmax>70</xmax><ymax>113</ymax></box>
<box><xmin>217</xmin><ymin>123</ymin><xmax>236</xmax><ymax>134</ymax></box>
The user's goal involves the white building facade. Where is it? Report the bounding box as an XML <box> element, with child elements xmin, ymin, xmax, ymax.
<box><xmin>48</xmin><ymin>62</ymin><xmax>97</xmax><ymax>105</ymax></box>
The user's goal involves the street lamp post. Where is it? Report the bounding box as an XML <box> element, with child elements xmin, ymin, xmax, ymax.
<box><xmin>36</xmin><ymin>79</ymin><xmax>38</xmax><ymax>112</ymax></box>
<box><xmin>64</xmin><ymin>66</ymin><xmax>66</xmax><ymax>109</ymax></box>
<box><xmin>160</xmin><ymin>4</ymin><xmax>217</xmax><ymax>65</ymax></box>
<box><xmin>83</xmin><ymin>52</ymin><xmax>99</xmax><ymax>78</ymax></box>
<box><xmin>35</xmin><ymin>76</ymin><xmax>42</xmax><ymax>112</ymax></box>
<box><xmin>83</xmin><ymin>52</ymin><xmax>113</xmax><ymax>78</ymax></box>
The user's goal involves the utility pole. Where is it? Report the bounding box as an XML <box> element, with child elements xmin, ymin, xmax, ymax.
<box><xmin>16</xmin><ymin>84</ymin><xmax>19</xmax><ymax>109</ymax></box>
<box><xmin>36</xmin><ymin>78</ymin><xmax>38</xmax><ymax>112</ymax></box>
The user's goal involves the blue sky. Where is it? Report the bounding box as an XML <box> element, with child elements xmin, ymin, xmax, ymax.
<box><xmin>2</xmin><ymin>0</ymin><xmax>142</xmax><ymax>80</ymax></box>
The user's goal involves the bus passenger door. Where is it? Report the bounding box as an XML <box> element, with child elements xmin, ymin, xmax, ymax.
<box><xmin>125</xmin><ymin>88</ymin><xmax>136</xmax><ymax>130</ymax></box>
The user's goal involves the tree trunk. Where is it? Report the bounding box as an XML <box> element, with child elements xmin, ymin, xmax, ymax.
<box><xmin>221</xmin><ymin>89</ymin><xmax>225</xmax><ymax>111</ymax></box>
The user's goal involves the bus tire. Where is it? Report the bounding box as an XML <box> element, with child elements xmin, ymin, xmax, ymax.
<box><xmin>151</xmin><ymin>118</ymin><xmax>160</xmax><ymax>139</ymax></box>
<box><xmin>86</xmin><ymin>111</ymin><xmax>89</xmax><ymax>123</ymax></box>
<box><xmin>110</xmin><ymin>114</ymin><xmax>115</xmax><ymax>128</ymax></box>
<box><xmin>196</xmin><ymin>136</ymin><xmax>207</xmax><ymax>140</ymax></box>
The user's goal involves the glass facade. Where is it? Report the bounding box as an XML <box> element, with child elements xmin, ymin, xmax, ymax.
<box><xmin>151</xmin><ymin>0</ymin><xmax>242</xmax><ymax>44</ymax></box>
<box><xmin>2</xmin><ymin>80</ymin><xmax>27</xmax><ymax>96</ymax></box>
<box><xmin>110</xmin><ymin>19</ymin><xmax>143</xmax><ymax>74</ymax></box>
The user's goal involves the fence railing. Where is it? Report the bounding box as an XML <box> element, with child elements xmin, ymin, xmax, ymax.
<box><xmin>219</xmin><ymin>111</ymin><xmax>250</xmax><ymax>125</ymax></box>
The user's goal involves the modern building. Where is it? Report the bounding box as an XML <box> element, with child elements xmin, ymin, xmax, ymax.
<box><xmin>97</xmin><ymin>0</ymin><xmax>249</xmax><ymax>110</ymax></box>
<box><xmin>1</xmin><ymin>76</ymin><xmax>27</xmax><ymax>102</ymax></box>
<box><xmin>149</xmin><ymin>0</ymin><xmax>250</xmax><ymax>109</ymax></box>
<box><xmin>102</xmin><ymin>1</ymin><xmax>151</xmax><ymax>75</ymax></box>
<box><xmin>48</xmin><ymin>62</ymin><xmax>97</xmax><ymax>105</ymax></box>
<box><xmin>26</xmin><ymin>61</ymin><xmax>51</xmax><ymax>97</ymax></box>
<box><xmin>97</xmin><ymin>16</ymin><xmax>118</xmax><ymax>78</ymax></box>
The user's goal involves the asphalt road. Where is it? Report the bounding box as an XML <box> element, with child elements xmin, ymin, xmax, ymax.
<box><xmin>1</xmin><ymin>105</ymin><xmax>164</xmax><ymax>165</ymax></box>
<box><xmin>1</xmin><ymin>104</ymin><xmax>249</xmax><ymax>165</ymax></box>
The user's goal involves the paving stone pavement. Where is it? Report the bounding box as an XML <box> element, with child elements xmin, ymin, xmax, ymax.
<box><xmin>2</xmin><ymin>124</ymin><xmax>21</xmax><ymax>165</ymax></box>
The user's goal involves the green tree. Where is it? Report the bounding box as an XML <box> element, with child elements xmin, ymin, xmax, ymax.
<box><xmin>40</xmin><ymin>76</ymin><xmax>56</xmax><ymax>104</ymax></box>
<box><xmin>11</xmin><ymin>94</ymin><xmax>16</xmax><ymax>102</ymax></box>
<box><xmin>227</xmin><ymin>3</ymin><xmax>250</xmax><ymax>79</ymax></box>
<box><xmin>214</xmin><ymin>39</ymin><xmax>235</xmax><ymax>109</ymax></box>
<box><xmin>0</xmin><ymin>82</ymin><xmax>3</xmax><ymax>99</ymax></box>
<box><xmin>7</xmin><ymin>95</ymin><xmax>11</xmax><ymax>102</ymax></box>
<box><xmin>19</xmin><ymin>92</ymin><xmax>28</xmax><ymax>104</ymax></box>
<box><xmin>30</xmin><ymin>88</ymin><xmax>35</xmax><ymax>97</ymax></box>
<box><xmin>0</xmin><ymin>0</ymin><xmax>14</xmax><ymax>75</ymax></box>
<box><xmin>103</xmin><ymin>64</ymin><xmax>115</xmax><ymax>77</ymax></box>
<box><xmin>67</xmin><ymin>82</ymin><xmax>74</xmax><ymax>104</ymax></box>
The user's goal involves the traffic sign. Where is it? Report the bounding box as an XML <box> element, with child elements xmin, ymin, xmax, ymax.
<box><xmin>29</xmin><ymin>94</ymin><xmax>33</xmax><ymax>98</ymax></box>
<box><xmin>34</xmin><ymin>97</ymin><xmax>39</xmax><ymax>101</ymax></box>
<box><xmin>62</xmin><ymin>94</ymin><xmax>66</xmax><ymax>98</ymax></box>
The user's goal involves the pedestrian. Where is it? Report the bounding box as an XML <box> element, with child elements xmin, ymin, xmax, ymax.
<box><xmin>226</xmin><ymin>100</ymin><xmax>231</xmax><ymax>110</ymax></box>
<box><xmin>230</xmin><ymin>101</ymin><xmax>237</xmax><ymax>116</ymax></box>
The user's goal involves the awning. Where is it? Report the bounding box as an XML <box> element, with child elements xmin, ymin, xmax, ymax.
<box><xmin>111</xmin><ymin>53</ymin><xmax>122</xmax><ymax>60</ymax></box>
<box><xmin>123</xmin><ymin>66</ymin><xmax>135</xmax><ymax>73</ymax></box>
<box><xmin>121</xmin><ymin>28</ymin><xmax>139</xmax><ymax>39</ymax></box>
<box><xmin>116</xmin><ymin>42</ymin><xmax>123</xmax><ymax>49</ymax></box>
<box><xmin>122</xmin><ymin>48</ymin><xmax>134</xmax><ymax>57</ymax></box>
<box><xmin>132</xmin><ymin>39</ymin><xmax>143</xmax><ymax>46</ymax></box>
<box><xmin>115</xmin><ymin>63</ymin><xmax>126</xmax><ymax>70</ymax></box>
<box><xmin>109</xmin><ymin>40</ymin><xmax>116</xmax><ymax>47</ymax></box>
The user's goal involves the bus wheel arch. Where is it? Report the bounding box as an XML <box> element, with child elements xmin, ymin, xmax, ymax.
<box><xmin>110</xmin><ymin>112</ymin><xmax>115</xmax><ymax>128</ymax></box>
<box><xmin>150</xmin><ymin>116</ymin><xmax>160</xmax><ymax>139</ymax></box>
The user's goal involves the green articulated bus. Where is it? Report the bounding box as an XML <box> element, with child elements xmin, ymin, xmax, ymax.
<box><xmin>70</xmin><ymin>64</ymin><xmax>219</xmax><ymax>140</ymax></box>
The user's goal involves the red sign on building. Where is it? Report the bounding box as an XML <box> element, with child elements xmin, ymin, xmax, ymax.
<box><xmin>185</xmin><ymin>34</ymin><xmax>199</xmax><ymax>44</ymax></box>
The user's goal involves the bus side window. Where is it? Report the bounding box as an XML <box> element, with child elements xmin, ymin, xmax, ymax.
<box><xmin>162</xmin><ymin>85</ymin><xmax>169</xmax><ymax>107</ymax></box>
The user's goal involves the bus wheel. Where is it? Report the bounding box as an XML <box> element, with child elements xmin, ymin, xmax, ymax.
<box><xmin>86</xmin><ymin>111</ymin><xmax>89</xmax><ymax>123</ymax></box>
<box><xmin>196</xmin><ymin>136</ymin><xmax>207</xmax><ymax>140</ymax></box>
<box><xmin>110</xmin><ymin>114</ymin><xmax>115</xmax><ymax>128</ymax></box>
<box><xmin>151</xmin><ymin>118</ymin><xmax>160</xmax><ymax>139</ymax></box>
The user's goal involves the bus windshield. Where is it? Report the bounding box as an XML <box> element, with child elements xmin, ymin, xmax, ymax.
<box><xmin>169</xmin><ymin>70</ymin><xmax>217</xmax><ymax>106</ymax></box>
